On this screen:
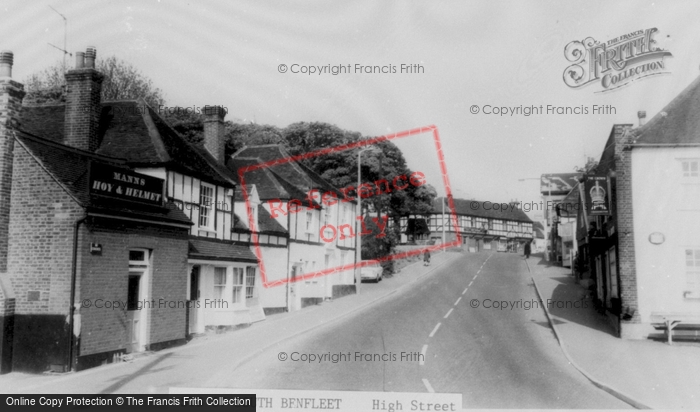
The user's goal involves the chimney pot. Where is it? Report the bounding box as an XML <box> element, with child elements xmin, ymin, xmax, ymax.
<box><xmin>84</xmin><ymin>46</ymin><xmax>96</xmax><ymax>68</ymax></box>
<box><xmin>637</xmin><ymin>110</ymin><xmax>646</xmax><ymax>126</ymax></box>
<box><xmin>75</xmin><ymin>52</ymin><xmax>85</xmax><ymax>69</ymax></box>
<box><xmin>0</xmin><ymin>50</ymin><xmax>14</xmax><ymax>78</ymax></box>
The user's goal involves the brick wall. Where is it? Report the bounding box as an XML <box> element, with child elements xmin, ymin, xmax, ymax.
<box><xmin>7</xmin><ymin>143</ymin><xmax>83</xmax><ymax>315</ymax></box>
<box><xmin>78</xmin><ymin>219</ymin><xmax>189</xmax><ymax>357</ymax></box>
<box><xmin>0</xmin><ymin>78</ymin><xmax>25</xmax><ymax>272</ymax></box>
<box><xmin>614</xmin><ymin>126</ymin><xmax>641</xmax><ymax>329</ymax></box>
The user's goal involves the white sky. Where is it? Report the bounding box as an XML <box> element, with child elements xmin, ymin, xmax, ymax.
<box><xmin>2</xmin><ymin>0</ymin><xmax>698</xmax><ymax>217</ymax></box>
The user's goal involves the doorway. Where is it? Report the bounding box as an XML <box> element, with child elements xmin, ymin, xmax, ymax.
<box><xmin>126</xmin><ymin>249</ymin><xmax>150</xmax><ymax>353</ymax></box>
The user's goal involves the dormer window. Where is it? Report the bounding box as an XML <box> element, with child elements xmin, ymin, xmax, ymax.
<box><xmin>199</xmin><ymin>183</ymin><xmax>215</xmax><ymax>230</ymax></box>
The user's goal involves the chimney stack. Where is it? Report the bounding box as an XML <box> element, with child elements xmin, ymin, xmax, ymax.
<box><xmin>203</xmin><ymin>105</ymin><xmax>227</xmax><ymax>163</ymax></box>
<box><xmin>64</xmin><ymin>46</ymin><xmax>103</xmax><ymax>152</ymax></box>
<box><xmin>0</xmin><ymin>51</ymin><xmax>13</xmax><ymax>78</ymax></box>
<box><xmin>637</xmin><ymin>111</ymin><xmax>646</xmax><ymax>127</ymax></box>
<box><xmin>0</xmin><ymin>51</ymin><xmax>25</xmax><ymax>271</ymax></box>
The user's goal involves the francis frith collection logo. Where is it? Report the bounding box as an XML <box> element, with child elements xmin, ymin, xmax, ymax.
<box><xmin>563</xmin><ymin>28</ymin><xmax>672</xmax><ymax>92</ymax></box>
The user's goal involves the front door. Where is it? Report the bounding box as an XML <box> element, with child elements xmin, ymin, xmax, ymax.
<box><xmin>289</xmin><ymin>264</ymin><xmax>301</xmax><ymax>311</ymax></box>
<box><xmin>126</xmin><ymin>272</ymin><xmax>143</xmax><ymax>353</ymax></box>
<box><xmin>188</xmin><ymin>265</ymin><xmax>201</xmax><ymax>334</ymax></box>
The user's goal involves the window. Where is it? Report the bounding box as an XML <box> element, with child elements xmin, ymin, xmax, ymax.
<box><xmin>682</xmin><ymin>159</ymin><xmax>699</xmax><ymax>177</ymax></box>
<box><xmin>322</xmin><ymin>208</ymin><xmax>334</xmax><ymax>240</ymax></box>
<box><xmin>305</xmin><ymin>261</ymin><xmax>318</xmax><ymax>284</ymax></box>
<box><xmin>685</xmin><ymin>249</ymin><xmax>700</xmax><ymax>299</ymax></box>
<box><xmin>305</xmin><ymin>211</ymin><xmax>314</xmax><ymax>233</ymax></box>
<box><xmin>213</xmin><ymin>267</ymin><xmax>227</xmax><ymax>301</ymax></box>
<box><xmin>462</xmin><ymin>216</ymin><xmax>472</xmax><ymax>228</ymax></box>
<box><xmin>245</xmin><ymin>266</ymin><xmax>256</xmax><ymax>299</ymax></box>
<box><xmin>476</xmin><ymin>218</ymin><xmax>488</xmax><ymax>230</ymax></box>
<box><xmin>493</xmin><ymin>219</ymin><xmax>504</xmax><ymax>232</ymax></box>
<box><xmin>232</xmin><ymin>267</ymin><xmax>244</xmax><ymax>303</ymax></box>
<box><xmin>199</xmin><ymin>183</ymin><xmax>215</xmax><ymax>229</ymax></box>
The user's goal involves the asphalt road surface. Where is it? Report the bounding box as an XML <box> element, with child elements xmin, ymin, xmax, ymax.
<box><xmin>207</xmin><ymin>252</ymin><xmax>631</xmax><ymax>409</ymax></box>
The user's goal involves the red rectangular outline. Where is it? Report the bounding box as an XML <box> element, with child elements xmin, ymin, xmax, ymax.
<box><xmin>238</xmin><ymin>125</ymin><xmax>461</xmax><ymax>288</ymax></box>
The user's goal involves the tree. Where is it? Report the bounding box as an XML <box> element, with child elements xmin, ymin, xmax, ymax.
<box><xmin>23</xmin><ymin>56</ymin><xmax>166</xmax><ymax>107</ymax></box>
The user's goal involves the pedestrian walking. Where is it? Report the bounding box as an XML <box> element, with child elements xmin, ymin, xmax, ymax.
<box><xmin>524</xmin><ymin>241</ymin><xmax>531</xmax><ymax>259</ymax></box>
<box><xmin>423</xmin><ymin>250</ymin><xmax>431</xmax><ymax>266</ymax></box>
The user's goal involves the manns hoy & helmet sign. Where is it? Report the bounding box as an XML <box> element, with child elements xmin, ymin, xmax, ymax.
<box><xmin>563</xmin><ymin>28</ymin><xmax>672</xmax><ymax>93</ymax></box>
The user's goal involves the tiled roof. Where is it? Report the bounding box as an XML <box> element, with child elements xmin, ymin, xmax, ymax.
<box><xmin>18</xmin><ymin>104</ymin><xmax>65</xmax><ymax>143</ymax></box>
<box><xmin>188</xmin><ymin>237</ymin><xmax>258</xmax><ymax>262</ymax></box>
<box><xmin>14</xmin><ymin>131</ymin><xmax>192</xmax><ymax>226</ymax></box>
<box><xmin>432</xmin><ymin>197</ymin><xmax>532</xmax><ymax>223</ymax></box>
<box><xmin>631</xmin><ymin>75</ymin><xmax>700</xmax><ymax>145</ymax></box>
<box><xmin>229</xmin><ymin>145</ymin><xmax>342</xmax><ymax>206</ymax></box>
<box><xmin>229</xmin><ymin>157</ymin><xmax>290</xmax><ymax>200</ymax></box>
<box><xmin>20</xmin><ymin>100</ymin><xmax>237</xmax><ymax>187</ymax></box>
<box><xmin>257</xmin><ymin>205</ymin><xmax>288</xmax><ymax>234</ymax></box>
<box><xmin>230</xmin><ymin>145</ymin><xmax>341</xmax><ymax>197</ymax></box>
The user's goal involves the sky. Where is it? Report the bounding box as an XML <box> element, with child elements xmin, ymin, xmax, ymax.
<box><xmin>2</xmin><ymin>0</ymin><xmax>699</xmax><ymax>219</ymax></box>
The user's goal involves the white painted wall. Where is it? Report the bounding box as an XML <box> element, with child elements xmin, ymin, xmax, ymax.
<box><xmin>632</xmin><ymin>147</ymin><xmax>700</xmax><ymax>323</ymax></box>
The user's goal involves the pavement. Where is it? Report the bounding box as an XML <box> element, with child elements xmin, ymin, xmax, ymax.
<box><xmin>0</xmin><ymin>249</ymin><xmax>461</xmax><ymax>394</ymax></box>
<box><xmin>527</xmin><ymin>253</ymin><xmax>700</xmax><ymax>410</ymax></box>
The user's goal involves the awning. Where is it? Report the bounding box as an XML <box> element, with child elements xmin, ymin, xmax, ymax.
<box><xmin>188</xmin><ymin>238</ymin><xmax>259</xmax><ymax>263</ymax></box>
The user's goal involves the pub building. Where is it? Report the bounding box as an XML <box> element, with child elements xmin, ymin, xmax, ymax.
<box><xmin>0</xmin><ymin>47</ymin><xmax>259</xmax><ymax>373</ymax></box>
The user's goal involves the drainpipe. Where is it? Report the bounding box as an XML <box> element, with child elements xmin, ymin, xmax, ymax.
<box><xmin>67</xmin><ymin>214</ymin><xmax>88</xmax><ymax>372</ymax></box>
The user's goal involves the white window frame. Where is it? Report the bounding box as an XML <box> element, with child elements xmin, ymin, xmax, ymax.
<box><xmin>684</xmin><ymin>248</ymin><xmax>700</xmax><ymax>299</ymax></box>
<box><xmin>305</xmin><ymin>211</ymin><xmax>314</xmax><ymax>234</ymax></box>
<box><xmin>245</xmin><ymin>266</ymin><xmax>256</xmax><ymax>299</ymax></box>
<box><xmin>681</xmin><ymin>159</ymin><xmax>699</xmax><ymax>178</ymax></box>
<box><xmin>213</xmin><ymin>267</ymin><xmax>227</xmax><ymax>301</ymax></box>
<box><xmin>199</xmin><ymin>182</ymin><xmax>216</xmax><ymax>231</ymax></box>
<box><xmin>232</xmin><ymin>267</ymin><xmax>245</xmax><ymax>304</ymax></box>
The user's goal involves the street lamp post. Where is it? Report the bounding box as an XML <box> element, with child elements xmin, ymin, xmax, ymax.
<box><xmin>355</xmin><ymin>146</ymin><xmax>380</xmax><ymax>295</ymax></box>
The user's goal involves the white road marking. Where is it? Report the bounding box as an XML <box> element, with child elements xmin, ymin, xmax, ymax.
<box><xmin>454</xmin><ymin>297</ymin><xmax>462</xmax><ymax>305</ymax></box>
<box><xmin>429</xmin><ymin>323</ymin><xmax>441</xmax><ymax>338</ymax></box>
<box><xmin>420</xmin><ymin>345</ymin><xmax>428</xmax><ymax>366</ymax></box>
<box><xmin>468</xmin><ymin>281</ymin><xmax>473</xmax><ymax>286</ymax></box>
<box><xmin>422</xmin><ymin>378</ymin><xmax>435</xmax><ymax>393</ymax></box>
<box><xmin>444</xmin><ymin>308</ymin><xmax>453</xmax><ymax>319</ymax></box>
<box><xmin>462</xmin><ymin>288</ymin><xmax>468</xmax><ymax>295</ymax></box>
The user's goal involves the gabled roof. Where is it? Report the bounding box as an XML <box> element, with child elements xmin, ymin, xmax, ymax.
<box><xmin>230</xmin><ymin>145</ymin><xmax>340</xmax><ymax>193</ymax></box>
<box><xmin>19</xmin><ymin>100</ymin><xmax>237</xmax><ymax>187</ymax></box>
<box><xmin>228</xmin><ymin>145</ymin><xmax>343</xmax><ymax>206</ymax></box>
<box><xmin>432</xmin><ymin>198</ymin><xmax>532</xmax><ymax>223</ymax></box>
<box><xmin>229</xmin><ymin>157</ymin><xmax>291</xmax><ymax>200</ymax></box>
<box><xmin>14</xmin><ymin>131</ymin><xmax>191</xmax><ymax>226</ymax></box>
<box><xmin>631</xmin><ymin>75</ymin><xmax>700</xmax><ymax>145</ymax></box>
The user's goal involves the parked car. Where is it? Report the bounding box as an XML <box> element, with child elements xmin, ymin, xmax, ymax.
<box><xmin>360</xmin><ymin>260</ymin><xmax>383</xmax><ymax>282</ymax></box>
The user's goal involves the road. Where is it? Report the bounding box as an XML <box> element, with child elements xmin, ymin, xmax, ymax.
<box><xmin>203</xmin><ymin>252</ymin><xmax>630</xmax><ymax>408</ymax></box>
